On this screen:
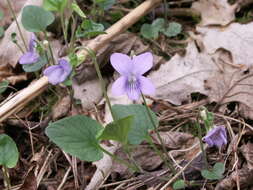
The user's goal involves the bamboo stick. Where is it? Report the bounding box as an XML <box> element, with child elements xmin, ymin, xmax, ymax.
<box><xmin>0</xmin><ymin>0</ymin><xmax>162</xmax><ymax>123</ymax></box>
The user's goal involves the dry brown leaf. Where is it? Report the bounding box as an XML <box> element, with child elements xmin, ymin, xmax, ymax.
<box><xmin>150</xmin><ymin>22</ymin><xmax>253</xmax><ymax>119</ymax></box>
<box><xmin>73</xmin><ymin>78</ymin><xmax>107</xmax><ymax>110</ymax></box>
<box><xmin>19</xmin><ymin>170</ymin><xmax>37</xmax><ymax>190</ymax></box>
<box><xmin>150</xmin><ymin>41</ymin><xmax>216</xmax><ymax>105</ymax></box>
<box><xmin>197</xmin><ymin>23</ymin><xmax>253</xmax><ymax>67</ymax></box>
<box><xmin>52</xmin><ymin>95</ymin><xmax>71</xmax><ymax>120</ymax></box>
<box><xmin>215</xmin><ymin>165</ymin><xmax>253</xmax><ymax>190</ymax></box>
<box><xmin>0</xmin><ymin>0</ymin><xmax>43</xmax><ymax>68</ymax></box>
<box><xmin>0</xmin><ymin>0</ymin><xmax>27</xmax><ymax>27</ymax></box>
<box><xmin>151</xmin><ymin>131</ymin><xmax>194</xmax><ymax>149</ymax></box>
<box><xmin>0</xmin><ymin>65</ymin><xmax>27</xmax><ymax>84</ymax></box>
<box><xmin>112</xmin><ymin>146</ymin><xmax>163</xmax><ymax>178</ymax></box>
<box><xmin>240</xmin><ymin>143</ymin><xmax>253</xmax><ymax>170</ymax></box>
<box><xmin>191</xmin><ymin>0</ymin><xmax>236</xmax><ymax>26</ymax></box>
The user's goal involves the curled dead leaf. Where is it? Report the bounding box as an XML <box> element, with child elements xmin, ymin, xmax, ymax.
<box><xmin>192</xmin><ymin>0</ymin><xmax>237</xmax><ymax>26</ymax></box>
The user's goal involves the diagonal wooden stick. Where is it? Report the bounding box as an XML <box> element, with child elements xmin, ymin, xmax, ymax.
<box><xmin>0</xmin><ymin>0</ymin><xmax>162</xmax><ymax>123</ymax></box>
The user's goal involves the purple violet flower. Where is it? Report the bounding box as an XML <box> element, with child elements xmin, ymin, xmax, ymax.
<box><xmin>110</xmin><ymin>52</ymin><xmax>155</xmax><ymax>100</ymax></box>
<box><xmin>19</xmin><ymin>33</ymin><xmax>40</xmax><ymax>64</ymax></box>
<box><xmin>43</xmin><ymin>59</ymin><xmax>72</xmax><ymax>85</ymax></box>
<box><xmin>202</xmin><ymin>125</ymin><xmax>227</xmax><ymax>148</ymax></box>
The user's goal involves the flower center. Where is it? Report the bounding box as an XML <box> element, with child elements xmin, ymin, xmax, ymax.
<box><xmin>128</xmin><ymin>74</ymin><xmax>137</xmax><ymax>84</ymax></box>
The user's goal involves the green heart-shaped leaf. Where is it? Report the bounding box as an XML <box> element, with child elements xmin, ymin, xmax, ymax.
<box><xmin>201</xmin><ymin>162</ymin><xmax>225</xmax><ymax>180</ymax></box>
<box><xmin>22</xmin><ymin>55</ymin><xmax>48</xmax><ymax>72</ymax></box>
<box><xmin>46</xmin><ymin>115</ymin><xmax>103</xmax><ymax>162</ymax></box>
<box><xmin>112</xmin><ymin>104</ymin><xmax>158</xmax><ymax>145</ymax></box>
<box><xmin>161</xmin><ymin>22</ymin><xmax>182</xmax><ymax>37</ymax></box>
<box><xmin>76</xmin><ymin>20</ymin><xmax>105</xmax><ymax>38</ymax></box>
<box><xmin>173</xmin><ymin>179</ymin><xmax>186</xmax><ymax>189</ymax></box>
<box><xmin>0</xmin><ymin>134</ymin><xmax>19</xmax><ymax>168</ymax></box>
<box><xmin>98</xmin><ymin>116</ymin><xmax>133</xmax><ymax>144</ymax></box>
<box><xmin>21</xmin><ymin>5</ymin><xmax>55</xmax><ymax>32</ymax></box>
<box><xmin>140</xmin><ymin>24</ymin><xmax>159</xmax><ymax>39</ymax></box>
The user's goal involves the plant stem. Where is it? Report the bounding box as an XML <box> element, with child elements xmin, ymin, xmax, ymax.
<box><xmin>6</xmin><ymin>0</ymin><xmax>28</xmax><ymax>51</ymax></box>
<box><xmin>98</xmin><ymin>145</ymin><xmax>140</xmax><ymax>172</ymax></box>
<box><xmin>2</xmin><ymin>166</ymin><xmax>11</xmax><ymax>190</ymax></box>
<box><xmin>163</xmin><ymin>0</ymin><xmax>168</xmax><ymax>27</ymax></box>
<box><xmin>60</xmin><ymin>12</ymin><xmax>68</xmax><ymax>48</ymax></box>
<box><xmin>69</xmin><ymin>15</ymin><xmax>77</xmax><ymax>53</ymax></box>
<box><xmin>196</xmin><ymin>122</ymin><xmax>208</xmax><ymax>169</ymax></box>
<box><xmin>90</xmin><ymin>50</ymin><xmax>115</xmax><ymax>120</ymax></box>
<box><xmin>141</xmin><ymin>93</ymin><xmax>176</xmax><ymax>174</ymax></box>
<box><xmin>43</xmin><ymin>31</ymin><xmax>56</xmax><ymax>65</ymax></box>
<box><xmin>123</xmin><ymin>145</ymin><xmax>143</xmax><ymax>172</ymax></box>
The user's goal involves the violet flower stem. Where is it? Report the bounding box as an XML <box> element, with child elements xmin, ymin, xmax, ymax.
<box><xmin>60</xmin><ymin>12</ymin><xmax>68</xmax><ymax>48</ymax></box>
<box><xmin>43</xmin><ymin>31</ymin><xmax>56</xmax><ymax>65</ymax></box>
<box><xmin>196</xmin><ymin>122</ymin><xmax>208</xmax><ymax>169</ymax></box>
<box><xmin>6</xmin><ymin>0</ymin><xmax>28</xmax><ymax>51</ymax></box>
<box><xmin>91</xmin><ymin>51</ymin><xmax>115</xmax><ymax>120</ymax></box>
<box><xmin>163</xmin><ymin>0</ymin><xmax>168</xmax><ymax>27</ymax></box>
<box><xmin>141</xmin><ymin>93</ymin><xmax>176</xmax><ymax>174</ymax></box>
<box><xmin>2</xmin><ymin>166</ymin><xmax>11</xmax><ymax>190</ymax></box>
<box><xmin>98</xmin><ymin>145</ymin><xmax>140</xmax><ymax>172</ymax></box>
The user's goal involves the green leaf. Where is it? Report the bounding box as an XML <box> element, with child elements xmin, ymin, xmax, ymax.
<box><xmin>0</xmin><ymin>80</ymin><xmax>9</xmax><ymax>94</ymax></box>
<box><xmin>43</xmin><ymin>0</ymin><xmax>67</xmax><ymax>12</ymax></box>
<box><xmin>161</xmin><ymin>22</ymin><xmax>182</xmax><ymax>37</ymax></box>
<box><xmin>21</xmin><ymin>5</ymin><xmax>55</xmax><ymax>32</ymax></box>
<box><xmin>71</xmin><ymin>3</ymin><xmax>86</xmax><ymax>18</ymax></box>
<box><xmin>112</xmin><ymin>104</ymin><xmax>158</xmax><ymax>145</ymax></box>
<box><xmin>173</xmin><ymin>179</ymin><xmax>186</xmax><ymax>189</ymax></box>
<box><xmin>152</xmin><ymin>18</ymin><xmax>165</xmax><ymax>31</ymax></box>
<box><xmin>0</xmin><ymin>27</ymin><xmax>4</xmax><ymax>38</ymax></box>
<box><xmin>96</xmin><ymin>0</ymin><xmax>116</xmax><ymax>10</ymax></box>
<box><xmin>98</xmin><ymin>116</ymin><xmax>133</xmax><ymax>144</ymax></box>
<box><xmin>140</xmin><ymin>18</ymin><xmax>165</xmax><ymax>39</ymax></box>
<box><xmin>46</xmin><ymin>115</ymin><xmax>103</xmax><ymax>162</ymax></box>
<box><xmin>76</xmin><ymin>20</ymin><xmax>105</xmax><ymax>38</ymax></box>
<box><xmin>201</xmin><ymin>162</ymin><xmax>225</xmax><ymax>180</ymax></box>
<box><xmin>0</xmin><ymin>134</ymin><xmax>19</xmax><ymax>168</ymax></box>
<box><xmin>140</xmin><ymin>24</ymin><xmax>159</xmax><ymax>39</ymax></box>
<box><xmin>22</xmin><ymin>55</ymin><xmax>48</xmax><ymax>72</ymax></box>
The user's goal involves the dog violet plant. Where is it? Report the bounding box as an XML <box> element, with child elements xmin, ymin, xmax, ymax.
<box><xmin>110</xmin><ymin>52</ymin><xmax>155</xmax><ymax>100</ymax></box>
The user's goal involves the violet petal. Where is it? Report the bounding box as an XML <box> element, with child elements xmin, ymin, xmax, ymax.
<box><xmin>139</xmin><ymin>76</ymin><xmax>155</xmax><ymax>95</ymax></box>
<box><xmin>111</xmin><ymin>76</ymin><xmax>127</xmax><ymax>96</ymax></box>
<box><xmin>132</xmin><ymin>52</ymin><xmax>153</xmax><ymax>75</ymax></box>
<box><xmin>126</xmin><ymin>82</ymin><xmax>141</xmax><ymax>100</ymax></box>
<box><xmin>29</xmin><ymin>33</ymin><xmax>37</xmax><ymax>52</ymax></box>
<box><xmin>110</xmin><ymin>53</ymin><xmax>133</xmax><ymax>76</ymax></box>
<box><xmin>19</xmin><ymin>52</ymin><xmax>39</xmax><ymax>64</ymax></box>
<box><xmin>203</xmin><ymin>126</ymin><xmax>227</xmax><ymax>148</ymax></box>
<box><xmin>43</xmin><ymin>66</ymin><xmax>63</xmax><ymax>85</ymax></box>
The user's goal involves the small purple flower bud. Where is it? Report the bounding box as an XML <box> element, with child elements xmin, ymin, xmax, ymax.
<box><xmin>43</xmin><ymin>59</ymin><xmax>72</xmax><ymax>85</ymax></box>
<box><xmin>110</xmin><ymin>52</ymin><xmax>155</xmax><ymax>100</ymax></box>
<box><xmin>19</xmin><ymin>33</ymin><xmax>40</xmax><ymax>65</ymax></box>
<box><xmin>202</xmin><ymin>125</ymin><xmax>227</xmax><ymax>148</ymax></box>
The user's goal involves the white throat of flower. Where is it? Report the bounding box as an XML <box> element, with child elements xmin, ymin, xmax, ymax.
<box><xmin>128</xmin><ymin>74</ymin><xmax>138</xmax><ymax>90</ymax></box>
